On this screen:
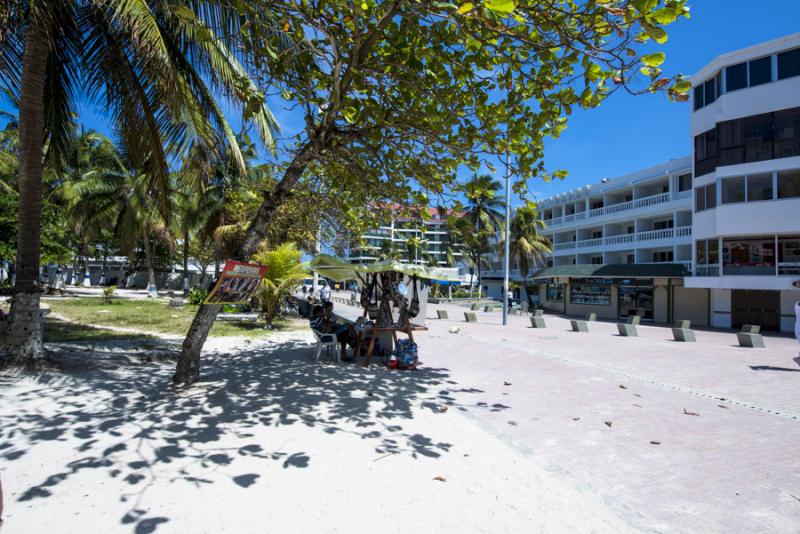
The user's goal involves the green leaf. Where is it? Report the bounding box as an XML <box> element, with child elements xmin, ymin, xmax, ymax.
<box><xmin>641</xmin><ymin>52</ymin><xmax>665</xmax><ymax>68</ymax></box>
<box><xmin>342</xmin><ymin>107</ymin><xmax>357</xmax><ymax>124</ymax></box>
<box><xmin>642</xmin><ymin>22</ymin><xmax>668</xmax><ymax>44</ymax></box>
<box><xmin>485</xmin><ymin>0</ymin><xmax>517</xmax><ymax>15</ymax></box>
<box><xmin>172</xmin><ymin>6</ymin><xmax>195</xmax><ymax>22</ymax></box>
<box><xmin>457</xmin><ymin>2</ymin><xmax>474</xmax><ymax>14</ymax></box>
<box><xmin>673</xmin><ymin>80</ymin><xmax>692</xmax><ymax>93</ymax></box>
<box><xmin>650</xmin><ymin>7</ymin><xmax>679</xmax><ymax>24</ymax></box>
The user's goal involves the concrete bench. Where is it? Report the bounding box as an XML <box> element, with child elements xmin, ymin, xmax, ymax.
<box><xmin>672</xmin><ymin>327</ymin><xmax>695</xmax><ymax>342</ymax></box>
<box><xmin>530</xmin><ymin>316</ymin><xmax>546</xmax><ymax>328</ymax></box>
<box><xmin>470</xmin><ymin>303</ymin><xmax>480</xmax><ymax>311</ymax></box>
<box><xmin>464</xmin><ymin>312</ymin><xmax>477</xmax><ymax>323</ymax></box>
<box><xmin>483</xmin><ymin>305</ymin><xmax>495</xmax><ymax>313</ymax></box>
<box><xmin>531</xmin><ymin>309</ymin><xmax>544</xmax><ymax>318</ymax></box>
<box><xmin>437</xmin><ymin>309</ymin><xmax>449</xmax><ymax>319</ymax></box>
<box><xmin>586</xmin><ymin>313</ymin><xmax>597</xmax><ymax>322</ymax></box>
<box><xmin>617</xmin><ymin>323</ymin><xmax>638</xmax><ymax>337</ymax></box>
<box><xmin>626</xmin><ymin>315</ymin><xmax>641</xmax><ymax>326</ymax></box>
<box><xmin>741</xmin><ymin>324</ymin><xmax>761</xmax><ymax>334</ymax></box>
<box><xmin>675</xmin><ymin>319</ymin><xmax>691</xmax><ymax>329</ymax></box>
<box><xmin>571</xmin><ymin>320</ymin><xmax>588</xmax><ymax>332</ymax></box>
<box><xmin>737</xmin><ymin>332</ymin><xmax>765</xmax><ymax>348</ymax></box>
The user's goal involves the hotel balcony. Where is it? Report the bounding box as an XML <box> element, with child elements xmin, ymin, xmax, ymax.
<box><xmin>544</xmin><ymin>191</ymin><xmax>682</xmax><ymax>228</ymax></box>
<box><xmin>551</xmin><ymin>226</ymin><xmax>692</xmax><ymax>254</ymax></box>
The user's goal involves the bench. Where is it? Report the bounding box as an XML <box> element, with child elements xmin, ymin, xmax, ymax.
<box><xmin>586</xmin><ymin>312</ymin><xmax>597</xmax><ymax>322</ymax></box>
<box><xmin>483</xmin><ymin>305</ymin><xmax>494</xmax><ymax>313</ymax></box>
<box><xmin>617</xmin><ymin>323</ymin><xmax>637</xmax><ymax>337</ymax></box>
<box><xmin>530</xmin><ymin>309</ymin><xmax>546</xmax><ymax>328</ymax></box>
<box><xmin>737</xmin><ymin>324</ymin><xmax>765</xmax><ymax>348</ymax></box>
<box><xmin>464</xmin><ymin>312</ymin><xmax>478</xmax><ymax>323</ymax></box>
<box><xmin>571</xmin><ymin>320</ymin><xmax>588</xmax><ymax>332</ymax></box>
<box><xmin>741</xmin><ymin>324</ymin><xmax>761</xmax><ymax>334</ymax></box>
<box><xmin>470</xmin><ymin>303</ymin><xmax>480</xmax><ymax>311</ymax></box>
<box><xmin>437</xmin><ymin>310</ymin><xmax>449</xmax><ymax>319</ymax></box>
<box><xmin>671</xmin><ymin>319</ymin><xmax>695</xmax><ymax>342</ymax></box>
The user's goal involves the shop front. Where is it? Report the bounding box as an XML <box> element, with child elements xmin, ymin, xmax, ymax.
<box><xmin>617</xmin><ymin>279</ymin><xmax>654</xmax><ymax>320</ymax></box>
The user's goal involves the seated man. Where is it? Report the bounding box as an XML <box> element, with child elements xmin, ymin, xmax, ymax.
<box><xmin>321</xmin><ymin>301</ymin><xmax>356</xmax><ymax>361</ymax></box>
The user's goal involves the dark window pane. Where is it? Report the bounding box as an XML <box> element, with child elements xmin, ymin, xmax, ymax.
<box><xmin>778</xmin><ymin>236</ymin><xmax>800</xmax><ymax>275</ymax></box>
<box><xmin>726</xmin><ymin>62</ymin><xmax>747</xmax><ymax>92</ymax></box>
<box><xmin>747</xmin><ymin>173</ymin><xmax>773</xmax><ymax>201</ymax></box>
<box><xmin>722</xmin><ymin>177</ymin><xmax>745</xmax><ymax>204</ymax></box>
<box><xmin>774</xmin><ymin>107</ymin><xmax>800</xmax><ymax>158</ymax></box>
<box><xmin>704</xmin><ymin>78</ymin><xmax>716</xmax><ymax>104</ymax></box>
<box><xmin>694</xmin><ymin>85</ymin><xmax>704</xmax><ymax>110</ymax></box>
<box><xmin>678</xmin><ymin>173</ymin><xmax>692</xmax><ymax>191</ymax></box>
<box><xmin>708</xmin><ymin>239</ymin><xmax>719</xmax><ymax>264</ymax></box>
<box><xmin>777</xmin><ymin>48</ymin><xmax>800</xmax><ymax>80</ymax></box>
<box><xmin>696</xmin><ymin>240</ymin><xmax>707</xmax><ymax>264</ymax></box>
<box><xmin>706</xmin><ymin>127</ymin><xmax>718</xmax><ymax>158</ymax></box>
<box><xmin>707</xmin><ymin>183</ymin><xmax>717</xmax><ymax>209</ymax></box>
<box><xmin>695</xmin><ymin>187</ymin><xmax>706</xmax><ymax>211</ymax></box>
<box><xmin>742</xmin><ymin>113</ymin><xmax>773</xmax><ymax>162</ymax></box>
<box><xmin>749</xmin><ymin>56</ymin><xmax>772</xmax><ymax>86</ymax></box>
<box><xmin>694</xmin><ymin>133</ymin><xmax>706</xmax><ymax>161</ymax></box>
<box><xmin>778</xmin><ymin>170</ymin><xmax>800</xmax><ymax>198</ymax></box>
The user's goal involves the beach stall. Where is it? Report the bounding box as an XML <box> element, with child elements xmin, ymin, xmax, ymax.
<box><xmin>307</xmin><ymin>255</ymin><xmax>459</xmax><ymax>367</ymax></box>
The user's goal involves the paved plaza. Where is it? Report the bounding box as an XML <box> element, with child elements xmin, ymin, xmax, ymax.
<box><xmin>417</xmin><ymin>301</ymin><xmax>800</xmax><ymax>533</ymax></box>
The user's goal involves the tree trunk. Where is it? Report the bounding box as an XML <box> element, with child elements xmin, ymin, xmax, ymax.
<box><xmin>1</xmin><ymin>15</ymin><xmax>50</xmax><ymax>365</ymax></box>
<box><xmin>174</xmin><ymin>139</ymin><xmax>319</xmax><ymax>384</ymax></box>
<box><xmin>477</xmin><ymin>254</ymin><xmax>482</xmax><ymax>299</ymax></box>
<box><xmin>183</xmin><ymin>227</ymin><xmax>190</xmax><ymax>295</ymax></box>
<box><xmin>142</xmin><ymin>230</ymin><xmax>157</xmax><ymax>297</ymax></box>
<box><xmin>214</xmin><ymin>212</ymin><xmax>223</xmax><ymax>278</ymax></box>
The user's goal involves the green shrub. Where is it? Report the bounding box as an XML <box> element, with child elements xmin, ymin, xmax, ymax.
<box><xmin>186</xmin><ymin>286</ymin><xmax>208</xmax><ymax>305</ymax></box>
<box><xmin>101</xmin><ymin>285</ymin><xmax>117</xmax><ymax>304</ymax></box>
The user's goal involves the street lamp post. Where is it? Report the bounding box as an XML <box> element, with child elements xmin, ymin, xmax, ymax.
<box><xmin>502</xmin><ymin>146</ymin><xmax>511</xmax><ymax>326</ymax></box>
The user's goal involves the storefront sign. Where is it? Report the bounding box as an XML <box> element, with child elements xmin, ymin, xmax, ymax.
<box><xmin>204</xmin><ymin>260</ymin><xmax>268</xmax><ymax>304</ymax></box>
<box><xmin>569</xmin><ymin>278</ymin><xmax>613</xmax><ymax>285</ymax></box>
<box><xmin>617</xmin><ymin>278</ymin><xmax>653</xmax><ymax>286</ymax></box>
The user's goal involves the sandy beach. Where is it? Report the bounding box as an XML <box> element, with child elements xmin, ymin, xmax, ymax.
<box><xmin>0</xmin><ymin>331</ymin><xmax>634</xmax><ymax>534</ymax></box>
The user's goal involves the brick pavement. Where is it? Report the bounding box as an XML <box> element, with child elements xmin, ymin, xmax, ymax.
<box><xmin>410</xmin><ymin>302</ymin><xmax>800</xmax><ymax>533</ymax></box>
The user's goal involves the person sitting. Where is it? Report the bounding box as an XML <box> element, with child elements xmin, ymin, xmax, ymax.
<box><xmin>321</xmin><ymin>301</ymin><xmax>356</xmax><ymax>361</ymax></box>
<box><xmin>309</xmin><ymin>305</ymin><xmax>325</xmax><ymax>331</ymax></box>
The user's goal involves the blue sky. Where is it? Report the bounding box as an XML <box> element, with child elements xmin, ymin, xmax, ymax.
<box><xmin>536</xmin><ymin>0</ymin><xmax>800</xmax><ymax>201</ymax></box>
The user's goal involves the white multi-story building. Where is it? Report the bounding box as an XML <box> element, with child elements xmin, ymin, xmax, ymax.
<box><xmin>684</xmin><ymin>33</ymin><xmax>800</xmax><ymax>332</ymax></box>
<box><xmin>483</xmin><ymin>34</ymin><xmax>800</xmax><ymax>332</ymax></box>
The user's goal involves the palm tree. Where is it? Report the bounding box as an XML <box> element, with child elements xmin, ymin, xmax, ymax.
<box><xmin>449</xmin><ymin>215</ymin><xmax>493</xmax><ymax>298</ymax></box>
<box><xmin>499</xmin><ymin>202</ymin><xmax>552</xmax><ymax>302</ymax></box>
<box><xmin>0</xmin><ymin>2</ymin><xmax>279</xmax><ymax>363</ymax></box>
<box><xmin>252</xmin><ymin>242</ymin><xmax>307</xmax><ymax>327</ymax></box>
<box><xmin>462</xmin><ymin>174</ymin><xmax>505</xmax><ymax>294</ymax></box>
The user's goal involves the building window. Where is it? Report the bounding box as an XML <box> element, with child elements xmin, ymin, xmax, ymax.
<box><xmin>546</xmin><ymin>284</ymin><xmax>565</xmax><ymax>302</ymax></box>
<box><xmin>591</xmin><ymin>230</ymin><xmax>602</xmax><ymax>239</ymax></box>
<box><xmin>704</xmin><ymin>77</ymin><xmax>716</xmax><ymax>105</ymax></box>
<box><xmin>742</xmin><ymin>113</ymin><xmax>773</xmax><ymax>162</ymax></box>
<box><xmin>778</xmin><ymin>170</ymin><xmax>800</xmax><ymax>198</ymax></box>
<box><xmin>591</xmin><ymin>256</ymin><xmax>603</xmax><ymax>265</ymax></box>
<box><xmin>695</xmin><ymin>183</ymin><xmax>716</xmax><ymax>212</ymax></box>
<box><xmin>570</xmin><ymin>281</ymin><xmax>610</xmax><ymax>305</ymax></box>
<box><xmin>693</xmin><ymin>84</ymin><xmax>704</xmax><ymax>111</ymax></box>
<box><xmin>653</xmin><ymin>219</ymin><xmax>674</xmax><ymax>230</ymax></box>
<box><xmin>774</xmin><ymin>108</ymin><xmax>800</xmax><ymax>158</ymax></box>
<box><xmin>747</xmin><ymin>174</ymin><xmax>773</xmax><ymax>202</ymax></box>
<box><xmin>626</xmin><ymin>254</ymin><xmax>635</xmax><ymax>264</ymax></box>
<box><xmin>778</xmin><ymin>235</ymin><xmax>800</xmax><ymax>275</ymax></box>
<box><xmin>678</xmin><ymin>173</ymin><xmax>692</xmax><ymax>191</ymax></box>
<box><xmin>696</xmin><ymin>239</ymin><xmax>719</xmax><ymax>276</ymax></box>
<box><xmin>652</xmin><ymin>251</ymin><xmax>674</xmax><ymax>262</ymax></box>
<box><xmin>722</xmin><ymin>177</ymin><xmax>746</xmax><ymax>204</ymax></box>
<box><xmin>778</xmin><ymin>47</ymin><xmax>800</xmax><ymax>80</ymax></box>
<box><xmin>722</xmin><ymin>236</ymin><xmax>776</xmax><ymax>275</ymax></box>
<box><xmin>726</xmin><ymin>62</ymin><xmax>747</xmax><ymax>92</ymax></box>
<box><xmin>749</xmin><ymin>56</ymin><xmax>772</xmax><ymax>86</ymax></box>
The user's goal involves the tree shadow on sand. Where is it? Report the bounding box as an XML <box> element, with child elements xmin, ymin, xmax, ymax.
<box><xmin>0</xmin><ymin>335</ymin><xmax>502</xmax><ymax>533</ymax></box>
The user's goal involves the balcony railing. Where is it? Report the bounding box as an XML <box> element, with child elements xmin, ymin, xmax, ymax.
<box><xmin>605</xmin><ymin>234</ymin><xmax>635</xmax><ymax>245</ymax></box>
<box><xmin>576</xmin><ymin>237</ymin><xmax>603</xmax><ymax>248</ymax></box>
<box><xmin>553</xmin><ymin>241</ymin><xmax>577</xmax><ymax>251</ymax></box>
<box><xmin>544</xmin><ymin>192</ymin><xmax>674</xmax><ymax>227</ymax></box>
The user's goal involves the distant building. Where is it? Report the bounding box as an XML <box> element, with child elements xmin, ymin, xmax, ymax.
<box><xmin>483</xmin><ymin>34</ymin><xmax>800</xmax><ymax>332</ymax></box>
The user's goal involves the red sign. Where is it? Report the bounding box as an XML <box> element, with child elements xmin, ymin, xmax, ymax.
<box><xmin>204</xmin><ymin>260</ymin><xmax>268</xmax><ymax>305</ymax></box>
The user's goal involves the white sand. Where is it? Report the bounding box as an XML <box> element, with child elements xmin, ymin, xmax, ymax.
<box><xmin>0</xmin><ymin>333</ymin><xmax>635</xmax><ymax>533</ymax></box>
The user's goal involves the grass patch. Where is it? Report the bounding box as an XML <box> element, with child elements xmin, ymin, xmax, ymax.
<box><xmin>43</xmin><ymin>317</ymin><xmax>156</xmax><ymax>343</ymax></box>
<box><xmin>44</xmin><ymin>298</ymin><xmax>302</xmax><ymax>338</ymax></box>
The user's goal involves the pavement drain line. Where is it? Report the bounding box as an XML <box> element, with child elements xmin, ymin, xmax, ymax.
<box><xmin>471</xmin><ymin>334</ymin><xmax>800</xmax><ymax>422</ymax></box>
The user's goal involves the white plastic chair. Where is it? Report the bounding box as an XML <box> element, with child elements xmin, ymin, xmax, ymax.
<box><xmin>312</xmin><ymin>329</ymin><xmax>340</xmax><ymax>363</ymax></box>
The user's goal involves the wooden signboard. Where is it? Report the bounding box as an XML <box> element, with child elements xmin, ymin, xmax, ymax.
<box><xmin>204</xmin><ymin>260</ymin><xmax>268</xmax><ymax>305</ymax></box>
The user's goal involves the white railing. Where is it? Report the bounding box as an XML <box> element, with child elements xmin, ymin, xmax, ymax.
<box><xmin>564</xmin><ymin>214</ymin><xmax>576</xmax><ymax>223</ymax></box>
<box><xmin>675</xmin><ymin>226</ymin><xmax>692</xmax><ymax>237</ymax></box>
<box><xmin>640</xmin><ymin>260</ymin><xmax>693</xmax><ymax>272</ymax></box>
<box><xmin>637</xmin><ymin>228</ymin><xmax>674</xmax><ymax>242</ymax></box>
<box><xmin>604</xmin><ymin>234</ymin><xmax>635</xmax><ymax>245</ymax></box>
<box><xmin>588</xmin><ymin>191</ymin><xmax>671</xmax><ymax>219</ymax></box>
<box><xmin>695</xmin><ymin>264</ymin><xmax>720</xmax><ymax>277</ymax></box>
<box><xmin>544</xmin><ymin>217</ymin><xmax>563</xmax><ymax>226</ymax></box>
<box><xmin>575</xmin><ymin>212</ymin><xmax>587</xmax><ymax>220</ymax></box>
<box><xmin>554</xmin><ymin>241</ymin><xmax>577</xmax><ymax>251</ymax></box>
<box><xmin>576</xmin><ymin>237</ymin><xmax>603</xmax><ymax>248</ymax></box>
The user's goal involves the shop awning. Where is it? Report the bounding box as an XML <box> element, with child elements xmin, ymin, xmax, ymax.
<box><xmin>530</xmin><ymin>263</ymin><xmax>689</xmax><ymax>280</ymax></box>
<box><xmin>307</xmin><ymin>254</ymin><xmax>461</xmax><ymax>282</ymax></box>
